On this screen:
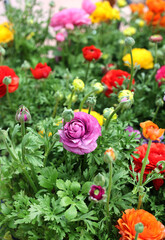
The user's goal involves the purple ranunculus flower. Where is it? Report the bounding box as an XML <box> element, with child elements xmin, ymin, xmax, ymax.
<box><xmin>125</xmin><ymin>126</ymin><xmax>141</xmax><ymax>140</ymax></box>
<box><xmin>89</xmin><ymin>185</ymin><xmax>105</xmax><ymax>201</ymax></box>
<box><xmin>58</xmin><ymin>112</ymin><xmax>101</xmax><ymax>155</ymax></box>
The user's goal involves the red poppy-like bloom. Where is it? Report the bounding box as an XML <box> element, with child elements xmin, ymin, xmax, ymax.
<box><xmin>131</xmin><ymin>143</ymin><xmax>165</xmax><ymax>190</ymax></box>
<box><xmin>82</xmin><ymin>45</ymin><xmax>102</xmax><ymax>62</ymax></box>
<box><xmin>0</xmin><ymin>66</ymin><xmax>19</xmax><ymax>98</ymax></box>
<box><xmin>116</xmin><ymin>208</ymin><xmax>165</xmax><ymax>240</ymax></box>
<box><xmin>140</xmin><ymin>121</ymin><xmax>164</xmax><ymax>141</ymax></box>
<box><xmin>101</xmin><ymin>69</ymin><xmax>135</xmax><ymax>97</ymax></box>
<box><xmin>30</xmin><ymin>63</ymin><xmax>52</xmax><ymax>79</ymax></box>
<box><xmin>89</xmin><ymin>185</ymin><xmax>105</xmax><ymax>201</ymax></box>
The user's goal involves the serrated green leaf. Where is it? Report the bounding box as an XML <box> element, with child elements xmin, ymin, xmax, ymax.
<box><xmin>38</xmin><ymin>167</ymin><xmax>58</xmax><ymax>190</ymax></box>
<box><xmin>56</xmin><ymin>179</ymin><xmax>66</xmax><ymax>190</ymax></box>
<box><xmin>70</xmin><ymin>181</ymin><xmax>80</xmax><ymax>195</ymax></box>
<box><xmin>60</xmin><ymin>196</ymin><xmax>73</xmax><ymax>207</ymax></box>
<box><xmin>65</xmin><ymin>205</ymin><xmax>77</xmax><ymax>221</ymax></box>
<box><xmin>82</xmin><ymin>182</ymin><xmax>92</xmax><ymax>194</ymax></box>
<box><xmin>76</xmin><ymin>201</ymin><xmax>88</xmax><ymax>213</ymax></box>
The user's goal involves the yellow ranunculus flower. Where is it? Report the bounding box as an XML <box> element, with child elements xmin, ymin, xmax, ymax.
<box><xmin>123</xmin><ymin>48</ymin><xmax>154</xmax><ymax>69</ymax></box>
<box><xmin>0</xmin><ymin>22</ymin><xmax>14</xmax><ymax>44</ymax></box>
<box><xmin>118</xmin><ymin>90</ymin><xmax>134</xmax><ymax>102</ymax></box>
<box><xmin>123</xmin><ymin>26</ymin><xmax>136</xmax><ymax>36</ymax></box>
<box><xmin>74</xmin><ymin>109</ymin><xmax>104</xmax><ymax>126</ymax></box>
<box><xmin>72</xmin><ymin>78</ymin><xmax>85</xmax><ymax>92</ymax></box>
<box><xmin>90</xmin><ymin>1</ymin><xmax>120</xmax><ymax>23</ymax></box>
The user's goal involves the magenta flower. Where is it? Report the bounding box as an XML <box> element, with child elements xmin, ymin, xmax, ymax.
<box><xmin>155</xmin><ymin>65</ymin><xmax>165</xmax><ymax>86</ymax></box>
<box><xmin>89</xmin><ymin>185</ymin><xmax>105</xmax><ymax>201</ymax></box>
<box><xmin>58</xmin><ymin>112</ymin><xmax>101</xmax><ymax>155</ymax></box>
<box><xmin>82</xmin><ymin>0</ymin><xmax>96</xmax><ymax>14</ymax></box>
<box><xmin>125</xmin><ymin>126</ymin><xmax>141</xmax><ymax>140</ymax></box>
<box><xmin>50</xmin><ymin>8</ymin><xmax>91</xmax><ymax>31</ymax></box>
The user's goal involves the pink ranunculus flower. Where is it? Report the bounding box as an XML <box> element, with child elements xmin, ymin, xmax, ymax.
<box><xmin>89</xmin><ymin>185</ymin><xmax>105</xmax><ymax>201</ymax></box>
<box><xmin>58</xmin><ymin>112</ymin><xmax>101</xmax><ymax>155</ymax></box>
<box><xmin>65</xmin><ymin>23</ymin><xmax>74</xmax><ymax>30</ymax></box>
<box><xmin>82</xmin><ymin>0</ymin><xmax>96</xmax><ymax>14</ymax></box>
<box><xmin>56</xmin><ymin>32</ymin><xmax>65</xmax><ymax>42</ymax></box>
<box><xmin>50</xmin><ymin>8</ymin><xmax>91</xmax><ymax>31</ymax></box>
<box><xmin>155</xmin><ymin>65</ymin><xmax>165</xmax><ymax>86</ymax></box>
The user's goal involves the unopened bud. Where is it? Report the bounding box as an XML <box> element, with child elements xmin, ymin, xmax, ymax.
<box><xmin>86</xmin><ymin>96</ymin><xmax>96</xmax><ymax>108</ymax></box>
<box><xmin>103</xmin><ymin>107</ymin><xmax>117</xmax><ymax>120</ymax></box>
<box><xmin>104</xmin><ymin>147</ymin><xmax>116</xmax><ymax>163</ymax></box>
<box><xmin>21</xmin><ymin>60</ymin><xmax>30</xmax><ymax>70</ymax></box>
<box><xmin>118</xmin><ymin>90</ymin><xmax>134</xmax><ymax>103</ymax></box>
<box><xmin>94</xmin><ymin>173</ymin><xmax>105</xmax><ymax>186</ymax></box>
<box><xmin>135</xmin><ymin>222</ymin><xmax>144</xmax><ymax>234</ymax></box>
<box><xmin>149</xmin><ymin>35</ymin><xmax>163</xmax><ymax>43</ymax></box>
<box><xmin>62</xmin><ymin>108</ymin><xmax>74</xmax><ymax>122</ymax></box>
<box><xmin>72</xmin><ymin>78</ymin><xmax>85</xmax><ymax>92</ymax></box>
<box><xmin>93</xmin><ymin>82</ymin><xmax>104</xmax><ymax>94</ymax></box>
<box><xmin>55</xmin><ymin>91</ymin><xmax>63</xmax><ymax>101</ymax></box>
<box><xmin>15</xmin><ymin>105</ymin><xmax>31</xmax><ymax>123</ymax></box>
<box><xmin>125</xmin><ymin>37</ymin><xmax>135</xmax><ymax>48</ymax></box>
<box><xmin>3</xmin><ymin>76</ymin><xmax>11</xmax><ymax>85</ymax></box>
<box><xmin>156</xmin><ymin>98</ymin><xmax>164</xmax><ymax>107</ymax></box>
<box><xmin>49</xmin><ymin>1</ymin><xmax>55</xmax><ymax>7</ymax></box>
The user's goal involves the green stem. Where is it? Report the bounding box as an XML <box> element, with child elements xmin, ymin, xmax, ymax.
<box><xmin>0</xmin><ymin>54</ymin><xmax>3</xmax><ymax>65</ymax></box>
<box><xmin>105</xmin><ymin>104</ymin><xmax>121</xmax><ymax>130</ymax></box>
<box><xmin>128</xmin><ymin>48</ymin><xmax>134</xmax><ymax>90</ymax></box>
<box><xmin>68</xmin><ymin>90</ymin><xmax>75</xmax><ymax>109</ymax></box>
<box><xmin>6</xmin><ymin>85</ymin><xmax>12</xmax><ymax>109</ymax></box>
<box><xmin>135</xmin><ymin>232</ymin><xmax>139</xmax><ymax>240</ymax></box>
<box><xmin>155</xmin><ymin>43</ymin><xmax>158</xmax><ymax>64</ymax></box>
<box><xmin>137</xmin><ymin>139</ymin><xmax>152</xmax><ymax>209</ymax></box>
<box><xmin>79</xmin><ymin>90</ymin><xmax>96</xmax><ymax>111</ymax></box>
<box><xmin>106</xmin><ymin>161</ymin><xmax>113</xmax><ymax>215</ymax></box>
<box><xmin>152</xmin><ymin>106</ymin><xmax>160</xmax><ymax>122</ymax></box>
<box><xmin>145</xmin><ymin>68</ymin><xmax>157</xmax><ymax>85</ymax></box>
<box><xmin>43</xmin><ymin>140</ymin><xmax>56</xmax><ymax>167</ymax></box>
<box><xmin>84</xmin><ymin>61</ymin><xmax>91</xmax><ymax>83</ymax></box>
<box><xmin>52</xmin><ymin>99</ymin><xmax>59</xmax><ymax>118</ymax></box>
<box><xmin>88</xmin><ymin>106</ymin><xmax>92</xmax><ymax>114</ymax></box>
<box><xmin>21</xmin><ymin>121</ymin><xmax>25</xmax><ymax>163</ymax></box>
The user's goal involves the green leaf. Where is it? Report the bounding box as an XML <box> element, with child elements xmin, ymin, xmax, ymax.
<box><xmin>56</xmin><ymin>179</ymin><xmax>66</xmax><ymax>190</ymax></box>
<box><xmin>64</xmin><ymin>205</ymin><xmax>77</xmax><ymax>221</ymax></box>
<box><xmin>70</xmin><ymin>181</ymin><xmax>81</xmax><ymax>195</ymax></box>
<box><xmin>60</xmin><ymin>196</ymin><xmax>73</xmax><ymax>207</ymax></box>
<box><xmin>82</xmin><ymin>182</ymin><xmax>92</xmax><ymax>194</ymax></box>
<box><xmin>76</xmin><ymin>201</ymin><xmax>88</xmax><ymax>213</ymax></box>
<box><xmin>38</xmin><ymin>167</ymin><xmax>58</xmax><ymax>190</ymax></box>
<box><xmin>11</xmin><ymin>124</ymin><xmax>20</xmax><ymax>140</ymax></box>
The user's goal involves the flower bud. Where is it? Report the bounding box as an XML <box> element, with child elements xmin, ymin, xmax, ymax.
<box><xmin>55</xmin><ymin>91</ymin><xmax>63</xmax><ymax>101</ymax></box>
<box><xmin>63</xmin><ymin>69</ymin><xmax>71</xmax><ymax>80</ymax></box>
<box><xmin>135</xmin><ymin>222</ymin><xmax>144</xmax><ymax>234</ymax></box>
<box><xmin>66</xmin><ymin>93</ymin><xmax>77</xmax><ymax>103</ymax></box>
<box><xmin>86</xmin><ymin>96</ymin><xmax>96</xmax><ymax>108</ymax></box>
<box><xmin>72</xmin><ymin>77</ymin><xmax>85</xmax><ymax>92</ymax></box>
<box><xmin>103</xmin><ymin>107</ymin><xmax>117</xmax><ymax>120</ymax></box>
<box><xmin>49</xmin><ymin>1</ymin><xmax>55</xmax><ymax>7</ymax></box>
<box><xmin>135</xmin><ymin>19</ymin><xmax>145</xmax><ymax>27</ymax></box>
<box><xmin>3</xmin><ymin>76</ymin><xmax>12</xmax><ymax>85</ymax></box>
<box><xmin>118</xmin><ymin>90</ymin><xmax>134</xmax><ymax>103</ymax></box>
<box><xmin>0</xmin><ymin>46</ymin><xmax>5</xmax><ymax>56</ymax></box>
<box><xmin>21</xmin><ymin>60</ymin><xmax>31</xmax><ymax>70</ymax></box>
<box><xmin>94</xmin><ymin>173</ymin><xmax>105</xmax><ymax>186</ymax></box>
<box><xmin>156</xmin><ymin>98</ymin><xmax>164</xmax><ymax>107</ymax></box>
<box><xmin>125</xmin><ymin>37</ymin><xmax>135</xmax><ymax>48</ymax></box>
<box><xmin>93</xmin><ymin>82</ymin><xmax>104</xmax><ymax>94</ymax></box>
<box><xmin>149</xmin><ymin>35</ymin><xmax>163</xmax><ymax>43</ymax></box>
<box><xmin>62</xmin><ymin>108</ymin><xmax>74</xmax><ymax>122</ymax></box>
<box><xmin>15</xmin><ymin>105</ymin><xmax>31</xmax><ymax>123</ymax></box>
<box><xmin>117</xmin><ymin>0</ymin><xmax>127</xmax><ymax>8</ymax></box>
<box><xmin>0</xmin><ymin>129</ymin><xmax>8</xmax><ymax>140</ymax></box>
<box><xmin>119</xmin><ymin>39</ymin><xmax>125</xmax><ymax>45</ymax></box>
<box><xmin>104</xmin><ymin>147</ymin><xmax>116</xmax><ymax>163</ymax></box>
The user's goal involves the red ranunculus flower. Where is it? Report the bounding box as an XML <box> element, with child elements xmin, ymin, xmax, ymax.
<box><xmin>131</xmin><ymin>143</ymin><xmax>165</xmax><ymax>190</ymax></box>
<box><xmin>30</xmin><ymin>63</ymin><xmax>52</xmax><ymax>79</ymax></box>
<box><xmin>101</xmin><ymin>69</ymin><xmax>135</xmax><ymax>97</ymax></box>
<box><xmin>89</xmin><ymin>185</ymin><xmax>105</xmax><ymax>201</ymax></box>
<box><xmin>82</xmin><ymin>45</ymin><xmax>102</xmax><ymax>62</ymax></box>
<box><xmin>0</xmin><ymin>66</ymin><xmax>19</xmax><ymax>98</ymax></box>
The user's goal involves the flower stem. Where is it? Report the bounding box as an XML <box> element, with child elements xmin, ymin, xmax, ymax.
<box><xmin>137</xmin><ymin>139</ymin><xmax>152</xmax><ymax>209</ymax></box>
<box><xmin>68</xmin><ymin>90</ymin><xmax>75</xmax><ymax>109</ymax></box>
<box><xmin>105</xmin><ymin>104</ymin><xmax>121</xmax><ymax>130</ymax></box>
<box><xmin>79</xmin><ymin>89</ymin><xmax>96</xmax><ymax>111</ymax></box>
<box><xmin>84</xmin><ymin>61</ymin><xmax>91</xmax><ymax>83</ymax></box>
<box><xmin>52</xmin><ymin>99</ymin><xmax>59</xmax><ymax>118</ymax></box>
<box><xmin>6</xmin><ymin>85</ymin><xmax>12</xmax><ymax>109</ymax></box>
<box><xmin>152</xmin><ymin>106</ymin><xmax>160</xmax><ymax>122</ymax></box>
<box><xmin>128</xmin><ymin>48</ymin><xmax>134</xmax><ymax>90</ymax></box>
<box><xmin>88</xmin><ymin>106</ymin><xmax>92</xmax><ymax>114</ymax></box>
<box><xmin>106</xmin><ymin>161</ymin><xmax>113</xmax><ymax>215</ymax></box>
<box><xmin>43</xmin><ymin>140</ymin><xmax>56</xmax><ymax>167</ymax></box>
<box><xmin>135</xmin><ymin>232</ymin><xmax>139</xmax><ymax>240</ymax></box>
<box><xmin>155</xmin><ymin>43</ymin><xmax>158</xmax><ymax>64</ymax></box>
<box><xmin>145</xmin><ymin>68</ymin><xmax>157</xmax><ymax>85</ymax></box>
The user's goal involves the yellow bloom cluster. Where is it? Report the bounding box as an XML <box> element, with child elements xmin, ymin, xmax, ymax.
<box><xmin>74</xmin><ymin>109</ymin><xmax>104</xmax><ymax>126</ymax></box>
<box><xmin>0</xmin><ymin>22</ymin><xmax>14</xmax><ymax>44</ymax></box>
<box><xmin>123</xmin><ymin>48</ymin><xmax>154</xmax><ymax>69</ymax></box>
<box><xmin>123</xmin><ymin>26</ymin><xmax>136</xmax><ymax>36</ymax></box>
<box><xmin>90</xmin><ymin>1</ymin><xmax>120</xmax><ymax>23</ymax></box>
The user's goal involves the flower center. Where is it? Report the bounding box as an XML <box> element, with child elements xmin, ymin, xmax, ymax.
<box><xmin>94</xmin><ymin>189</ymin><xmax>100</xmax><ymax>195</ymax></box>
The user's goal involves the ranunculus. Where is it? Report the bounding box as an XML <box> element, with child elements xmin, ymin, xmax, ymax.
<box><xmin>58</xmin><ymin>112</ymin><xmax>101</xmax><ymax>155</ymax></box>
<box><xmin>56</xmin><ymin>32</ymin><xmax>65</xmax><ymax>42</ymax></box>
<box><xmin>74</xmin><ymin>109</ymin><xmax>104</xmax><ymax>126</ymax></box>
<box><xmin>116</xmin><ymin>208</ymin><xmax>165</xmax><ymax>240</ymax></box>
<box><xmin>155</xmin><ymin>65</ymin><xmax>165</xmax><ymax>86</ymax></box>
<box><xmin>131</xmin><ymin>143</ymin><xmax>165</xmax><ymax>190</ymax></box>
<box><xmin>0</xmin><ymin>22</ymin><xmax>14</xmax><ymax>44</ymax></box>
<box><xmin>101</xmin><ymin>69</ymin><xmax>135</xmax><ymax>97</ymax></box>
<box><xmin>125</xmin><ymin>126</ymin><xmax>141</xmax><ymax>139</ymax></box>
<box><xmin>0</xmin><ymin>66</ymin><xmax>19</xmax><ymax>98</ymax></box>
<box><xmin>30</xmin><ymin>63</ymin><xmax>52</xmax><ymax>79</ymax></box>
<box><xmin>82</xmin><ymin>0</ymin><xmax>96</xmax><ymax>14</ymax></box>
<box><xmin>140</xmin><ymin>121</ymin><xmax>164</xmax><ymax>141</ymax></box>
<box><xmin>89</xmin><ymin>185</ymin><xmax>105</xmax><ymax>201</ymax></box>
<box><xmin>50</xmin><ymin>8</ymin><xmax>91</xmax><ymax>31</ymax></box>
<box><xmin>82</xmin><ymin>45</ymin><xmax>102</xmax><ymax>62</ymax></box>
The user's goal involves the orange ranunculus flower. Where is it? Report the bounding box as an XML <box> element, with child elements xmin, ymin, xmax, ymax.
<box><xmin>146</xmin><ymin>0</ymin><xmax>165</xmax><ymax>14</ymax></box>
<box><xmin>129</xmin><ymin>3</ymin><xmax>145</xmax><ymax>15</ymax></box>
<box><xmin>116</xmin><ymin>209</ymin><xmax>165</xmax><ymax>240</ymax></box>
<box><xmin>140</xmin><ymin>121</ymin><xmax>165</xmax><ymax>141</ymax></box>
